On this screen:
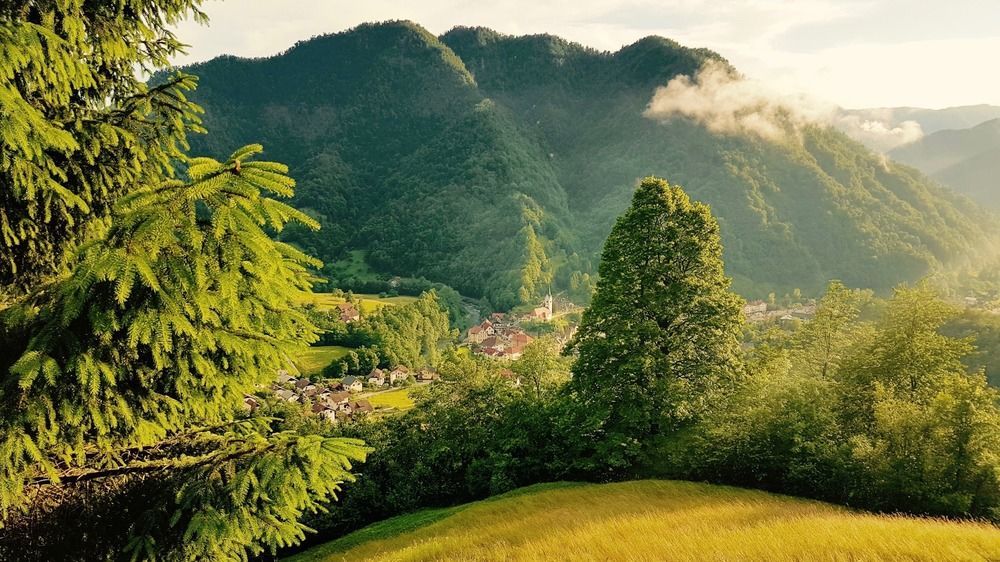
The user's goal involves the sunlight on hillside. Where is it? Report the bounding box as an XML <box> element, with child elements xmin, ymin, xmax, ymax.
<box><xmin>303</xmin><ymin>292</ymin><xmax>419</xmax><ymax>315</ymax></box>
<box><xmin>288</xmin><ymin>480</ymin><xmax>1000</xmax><ymax>562</ymax></box>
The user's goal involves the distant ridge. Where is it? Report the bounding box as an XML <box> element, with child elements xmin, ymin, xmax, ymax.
<box><xmin>177</xmin><ymin>21</ymin><xmax>995</xmax><ymax>305</ymax></box>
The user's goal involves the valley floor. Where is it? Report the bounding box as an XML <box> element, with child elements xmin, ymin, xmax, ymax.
<box><xmin>285</xmin><ymin>480</ymin><xmax>1000</xmax><ymax>561</ymax></box>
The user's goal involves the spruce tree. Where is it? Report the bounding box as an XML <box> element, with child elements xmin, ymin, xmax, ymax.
<box><xmin>0</xmin><ymin>2</ymin><xmax>367</xmax><ymax>560</ymax></box>
<box><xmin>566</xmin><ymin>176</ymin><xmax>743</xmax><ymax>474</ymax></box>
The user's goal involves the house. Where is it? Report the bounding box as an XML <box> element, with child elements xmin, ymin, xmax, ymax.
<box><xmin>275</xmin><ymin>389</ymin><xmax>299</xmax><ymax>403</ymax></box>
<box><xmin>350</xmin><ymin>400</ymin><xmax>374</xmax><ymax>414</ymax></box>
<box><xmin>276</xmin><ymin>370</ymin><xmax>295</xmax><ymax>384</ymax></box>
<box><xmin>367</xmin><ymin>368</ymin><xmax>387</xmax><ymax>387</ymax></box>
<box><xmin>416</xmin><ymin>369</ymin><xmax>439</xmax><ymax>382</ymax></box>
<box><xmin>294</xmin><ymin>378</ymin><xmax>310</xmax><ymax>390</ymax></box>
<box><xmin>311</xmin><ymin>403</ymin><xmax>339</xmax><ymax>423</ymax></box>
<box><xmin>326</xmin><ymin>391</ymin><xmax>351</xmax><ymax>408</ymax></box>
<box><xmin>336</xmin><ymin>302</ymin><xmax>360</xmax><ymax>323</ymax></box>
<box><xmin>243</xmin><ymin>395</ymin><xmax>261</xmax><ymax>412</ymax></box>
<box><xmin>490</xmin><ymin>312</ymin><xmax>506</xmax><ymax>322</ymax></box>
<box><xmin>389</xmin><ymin>366</ymin><xmax>410</xmax><ymax>385</ymax></box>
<box><xmin>480</xmin><ymin>336</ymin><xmax>503</xmax><ymax>351</ymax></box>
<box><xmin>743</xmin><ymin>300</ymin><xmax>768</xmax><ymax>319</ymax></box>
<box><xmin>342</xmin><ymin>376</ymin><xmax>363</xmax><ymax>393</ymax></box>
<box><xmin>467</xmin><ymin>320</ymin><xmax>495</xmax><ymax>344</ymax></box>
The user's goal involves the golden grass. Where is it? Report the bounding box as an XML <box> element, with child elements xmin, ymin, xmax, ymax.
<box><xmin>304</xmin><ymin>293</ymin><xmax>419</xmax><ymax>315</ymax></box>
<box><xmin>287</xmin><ymin>480</ymin><xmax>1000</xmax><ymax>562</ymax></box>
<box><xmin>292</xmin><ymin>346</ymin><xmax>353</xmax><ymax>377</ymax></box>
<box><xmin>365</xmin><ymin>387</ymin><xmax>417</xmax><ymax>411</ymax></box>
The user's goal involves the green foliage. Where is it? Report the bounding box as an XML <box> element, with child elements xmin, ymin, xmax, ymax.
<box><xmin>326</xmin><ymin>292</ymin><xmax>456</xmax><ymax>373</ymax></box>
<box><xmin>177</xmin><ymin>21</ymin><xmax>995</xmax><ymax>307</ymax></box>
<box><xmin>0</xmin><ymin>1</ymin><xmax>208</xmax><ymax>293</ymax></box>
<box><xmin>510</xmin><ymin>336</ymin><xmax>571</xmax><ymax>399</ymax></box>
<box><xmin>667</xmin><ymin>282</ymin><xmax>1000</xmax><ymax>521</ymax></box>
<box><xmin>0</xmin><ymin>3</ymin><xmax>367</xmax><ymax>559</ymax></box>
<box><xmin>566</xmin><ymin>177</ymin><xmax>744</xmax><ymax>475</ymax></box>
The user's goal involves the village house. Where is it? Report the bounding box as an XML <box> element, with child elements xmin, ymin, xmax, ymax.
<box><xmin>351</xmin><ymin>400</ymin><xmax>374</xmax><ymax>415</ymax></box>
<box><xmin>389</xmin><ymin>366</ymin><xmax>410</xmax><ymax>385</ymax></box>
<box><xmin>480</xmin><ymin>335</ymin><xmax>503</xmax><ymax>351</ymax></box>
<box><xmin>367</xmin><ymin>368</ymin><xmax>387</xmax><ymax>387</ymax></box>
<box><xmin>416</xmin><ymin>369</ymin><xmax>439</xmax><ymax>382</ymax></box>
<box><xmin>275</xmin><ymin>388</ymin><xmax>298</xmax><ymax>403</ymax></box>
<box><xmin>508</xmin><ymin>332</ymin><xmax>533</xmax><ymax>360</ymax></box>
<box><xmin>467</xmin><ymin>320</ymin><xmax>495</xmax><ymax>344</ymax></box>
<box><xmin>276</xmin><ymin>370</ymin><xmax>295</xmax><ymax>385</ymax></box>
<box><xmin>326</xmin><ymin>391</ymin><xmax>351</xmax><ymax>409</ymax></box>
<box><xmin>336</xmin><ymin>302</ymin><xmax>361</xmax><ymax>323</ymax></box>
<box><xmin>294</xmin><ymin>378</ymin><xmax>310</xmax><ymax>390</ymax></box>
<box><xmin>243</xmin><ymin>395</ymin><xmax>261</xmax><ymax>412</ymax></box>
<box><xmin>342</xmin><ymin>376</ymin><xmax>363</xmax><ymax>393</ymax></box>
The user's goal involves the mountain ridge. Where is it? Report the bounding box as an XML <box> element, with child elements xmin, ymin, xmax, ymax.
<box><xmin>176</xmin><ymin>20</ymin><xmax>995</xmax><ymax>305</ymax></box>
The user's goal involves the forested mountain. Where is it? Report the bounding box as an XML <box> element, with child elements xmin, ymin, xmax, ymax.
<box><xmin>178</xmin><ymin>21</ymin><xmax>995</xmax><ymax>306</ymax></box>
<box><xmin>890</xmin><ymin>119</ymin><xmax>1000</xmax><ymax>208</ymax></box>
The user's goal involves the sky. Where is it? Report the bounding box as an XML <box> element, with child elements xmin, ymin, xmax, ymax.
<box><xmin>171</xmin><ymin>0</ymin><xmax>1000</xmax><ymax>109</ymax></box>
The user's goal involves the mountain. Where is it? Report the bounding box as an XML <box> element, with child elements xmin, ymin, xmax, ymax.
<box><xmin>177</xmin><ymin>21</ymin><xmax>995</xmax><ymax>306</ymax></box>
<box><xmin>847</xmin><ymin>105</ymin><xmax>1000</xmax><ymax>135</ymax></box>
<box><xmin>286</xmin><ymin>480</ymin><xmax>1000</xmax><ymax>561</ymax></box>
<box><xmin>889</xmin><ymin>119</ymin><xmax>1000</xmax><ymax>208</ymax></box>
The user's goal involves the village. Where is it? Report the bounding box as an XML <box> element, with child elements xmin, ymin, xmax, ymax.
<box><xmin>463</xmin><ymin>293</ymin><xmax>581</xmax><ymax>359</ymax></box>
<box><xmin>246</xmin><ymin>363</ymin><xmax>440</xmax><ymax>425</ymax></box>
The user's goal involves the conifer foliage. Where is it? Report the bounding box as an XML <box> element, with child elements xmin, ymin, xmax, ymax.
<box><xmin>0</xmin><ymin>2</ymin><xmax>367</xmax><ymax>560</ymax></box>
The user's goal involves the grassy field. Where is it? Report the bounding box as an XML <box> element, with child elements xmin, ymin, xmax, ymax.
<box><xmin>291</xmin><ymin>346</ymin><xmax>353</xmax><ymax>377</ymax></box>
<box><xmin>285</xmin><ymin>480</ymin><xmax>1000</xmax><ymax>561</ymax></box>
<box><xmin>303</xmin><ymin>292</ymin><xmax>418</xmax><ymax>315</ymax></box>
<box><xmin>364</xmin><ymin>387</ymin><xmax>418</xmax><ymax>412</ymax></box>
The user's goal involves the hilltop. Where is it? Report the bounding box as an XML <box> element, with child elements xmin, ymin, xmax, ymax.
<box><xmin>178</xmin><ymin>21</ymin><xmax>995</xmax><ymax>305</ymax></box>
<box><xmin>286</xmin><ymin>480</ymin><xmax>1000</xmax><ymax>561</ymax></box>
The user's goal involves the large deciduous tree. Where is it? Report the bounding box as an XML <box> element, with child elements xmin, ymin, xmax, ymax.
<box><xmin>0</xmin><ymin>2</ymin><xmax>366</xmax><ymax>560</ymax></box>
<box><xmin>566</xmin><ymin>176</ymin><xmax>743</xmax><ymax>475</ymax></box>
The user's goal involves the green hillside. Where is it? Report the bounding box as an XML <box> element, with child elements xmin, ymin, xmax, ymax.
<box><xmin>286</xmin><ymin>480</ymin><xmax>1000</xmax><ymax>561</ymax></box>
<box><xmin>179</xmin><ymin>21</ymin><xmax>995</xmax><ymax>305</ymax></box>
<box><xmin>890</xmin><ymin>119</ymin><xmax>1000</xmax><ymax>208</ymax></box>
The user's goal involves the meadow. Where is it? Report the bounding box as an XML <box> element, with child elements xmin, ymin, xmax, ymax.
<box><xmin>286</xmin><ymin>480</ymin><xmax>1000</xmax><ymax>562</ymax></box>
<box><xmin>292</xmin><ymin>346</ymin><xmax>354</xmax><ymax>377</ymax></box>
<box><xmin>365</xmin><ymin>387</ymin><xmax>419</xmax><ymax>412</ymax></box>
<box><xmin>303</xmin><ymin>292</ymin><xmax>419</xmax><ymax>315</ymax></box>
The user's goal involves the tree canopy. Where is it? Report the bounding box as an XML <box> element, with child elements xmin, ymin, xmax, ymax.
<box><xmin>566</xmin><ymin>176</ymin><xmax>744</xmax><ymax>474</ymax></box>
<box><xmin>0</xmin><ymin>3</ymin><xmax>366</xmax><ymax>559</ymax></box>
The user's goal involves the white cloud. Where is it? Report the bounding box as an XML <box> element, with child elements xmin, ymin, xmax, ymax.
<box><xmin>644</xmin><ymin>60</ymin><xmax>925</xmax><ymax>151</ymax></box>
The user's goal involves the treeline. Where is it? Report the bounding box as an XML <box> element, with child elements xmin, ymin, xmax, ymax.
<box><xmin>317</xmin><ymin>271</ymin><xmax>468</xmax><ymax>329</ymax></box>
<box><xmin>283</xmin><ymin>177</ymin><xmax>1000</xmax><ymax>556</ymax></box>
<box><xmin>314</xmin><ymin>292</ymin><xmax>456</xmax><ymax>376</ymax></box>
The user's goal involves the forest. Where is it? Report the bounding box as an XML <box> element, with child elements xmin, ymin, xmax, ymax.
<box><xmin>1</xmin><ymin>2</ymin><xmax>998</xmax><ymax>561</ymax></box>
<box><xmin>178</xmin><ymin>21</ymin><xmax>996</xmax><ymax>307</ymax></box>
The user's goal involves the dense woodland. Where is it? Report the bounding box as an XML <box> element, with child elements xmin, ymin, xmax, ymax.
<box><xmin>1</xmin><ymin>2</ymin><xmax>999</xmax><ymax>561</ymax></box>
<box><xmin>179</xmin><ymin>21</ymin><xmax>996</xmax><ymax>307</ymax></box>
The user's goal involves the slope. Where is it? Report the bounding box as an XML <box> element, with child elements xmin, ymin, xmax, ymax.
<box><xmin>442</xmin><ymin>27</ymin><xmax>993</xmax><ymax>295</ymax></box>
<box><xmin>285</xmin><ymin>480</ymin><xmax>1000</xmax><ymax>562</ymax></box>
<box><xmin>181</xmin><ymin>22</ymin><xmax>569</xmax><ymax>308</ymax></box>
<box><xmin>890</xmin><ymin>119</ymin><xmax>1000</xmax><ymax>208</ymax></box>
<box><xmin>178</xmin><ymin>21</ymin><xmax>995</xmax><ymax>303</ymax></box>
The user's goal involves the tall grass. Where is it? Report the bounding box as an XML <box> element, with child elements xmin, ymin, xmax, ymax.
<box><xmin>287</xmin><ymin>480</ymin><xmax>1000</xmax><ymax>561</ymax></box>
